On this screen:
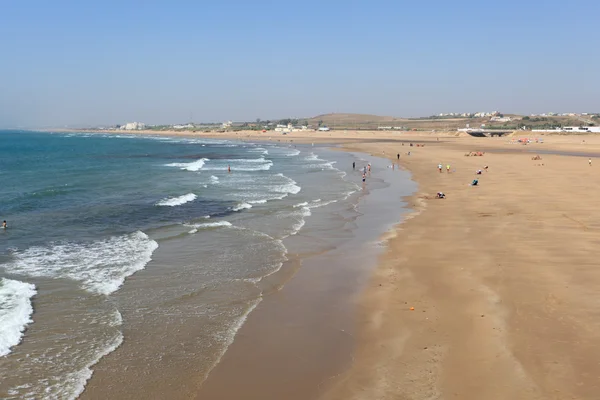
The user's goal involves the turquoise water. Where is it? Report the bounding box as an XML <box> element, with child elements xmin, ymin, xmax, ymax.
<box><xmin>1</xmin><ymin>130</ymin><xmax>385</xmax><ymax>399</ymax></box>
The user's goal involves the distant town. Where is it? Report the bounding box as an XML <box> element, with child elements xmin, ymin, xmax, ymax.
<box><xmin>92</xmin><ymin>110</ymin><xmax>600</xmax><ymax>135</ymax></box>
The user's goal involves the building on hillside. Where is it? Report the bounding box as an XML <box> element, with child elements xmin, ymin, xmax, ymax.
<box><xmin>222</xmin><ymin>121</ymin><xmax>232</xmax><ymax>129</ymax></box>
<box><xmin>122</xmin><ymin>122</ymin><xmax>145</xmax><ymax>130</ymax></box>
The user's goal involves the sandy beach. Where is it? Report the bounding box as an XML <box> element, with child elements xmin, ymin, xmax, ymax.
<box><xmin>324</xmin><ymin>134</ymin><xmax>600</xmax><ymax>400</ymax></box>
<box><xmin>199</xmin><ymin>130</ymin><xmax>600</xmax><ymax>399</ymax></box>
<box><xmin>49</xmin><ymin>129</ymin><xmax>600</xmax><ymax>399</ymax></box>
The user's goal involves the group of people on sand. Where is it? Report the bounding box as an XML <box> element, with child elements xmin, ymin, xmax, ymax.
<box><xmin>437</xmin><ymin>163</ymin><xmax>451</xmax><ymax>173</ymax></box>
<box><xmin>435</xmin><ymin>164</ymin><xmax>489</xmax><ymax>199</ymax></box>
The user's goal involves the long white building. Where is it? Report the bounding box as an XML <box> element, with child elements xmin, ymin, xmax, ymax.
<box><xmin>532</xmin><ymin>126</ymin><xmax>600</xmax><ymax>133</ymax></box>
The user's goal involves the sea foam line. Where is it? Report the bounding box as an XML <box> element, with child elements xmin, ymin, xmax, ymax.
<box><xmin>0</xmin><ymin>278</ymin><xmax>37</xmax><ymax>357</ymax></box>
<box><xmin>165</xmin><ymin>158</ymin><xmax>208</xmax><ymax>172</ymax></box>
<box><xmin>6</xmin><ymin>231</ymin><xmax>158</xmax><ymax>296</ymax></box>
<box><xmin>186</xmin><ymin>221</ymin><xmax>233</xmax><ymax>234</ymax></box>
<box><xmin>156</xmin><ymin>193</ymin><xmax>197</xmax><ymax>207</ymax></box>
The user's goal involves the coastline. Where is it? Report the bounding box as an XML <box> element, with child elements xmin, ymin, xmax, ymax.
<box><xmin>24</xmin><ymin>128</ymin><xmax>600</xmax><ymax>398</ymax></box>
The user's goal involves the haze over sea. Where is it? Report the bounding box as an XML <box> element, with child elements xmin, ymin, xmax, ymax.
<box><xmin>0</xmin><ymin>130</ymin><xmax>414</xmax><ymax>399</ymax></box>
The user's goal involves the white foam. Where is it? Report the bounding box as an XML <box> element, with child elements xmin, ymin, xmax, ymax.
<box><xmin>248</xmin><ymin>199</ymin><xmax>268</xmax><ymax>205</ymax></box>
<box><xmin>284</xmin><ymin>149</ymin><xmax>301</xmax><ymax>156</ymax></box>
<box><xmin>305</xmin><ymin>153</ymin><xmax>320</xmax><ymax>161</ymax></box>
<box><xmin>232</xmin><ymin>202</ymin><xmax>252</xmax><ymax>212</ymax></box>
<box><xmin>272</xmin><ymin>173</ymin><xmax>301</xmax><ymax>195</ymax></box>
<box><xmin>202</xmin><ymin>298</ymin><xmax>262</xmax><ymax>383</ymax></box>
<box><xmin>203</xmin><ymin>157</ymin><xmax>273</xmax><ymax>172</ymax></box>
<box><xmin>0</xmin><ymin>278</ymin><xmax>37</xmax><ymax>357</ymax></box>
<box><xmin>41</xmin><ymin>331</ymin><xmax>124</xmax><ymax>400</ymax></box>
<box><xmin>156</xmin><ymin>193</ymin><xmax>197</xmax><ymax>207</ymax></box>
<box><xmin>186</xmin><ymin>221</ymin><xmax>232</xmax><ymax>234</ymax></box>
<box><xmin>165</xmin><ymin>158</ymin><xmax>208</xmax><ymax>171</ymax></box>
<box><xmin>209</xmin><ymin>175</ymin><xmax>220</xmax><ymax>184</ymax></box>
<box><xmin>6</xmin><ymin>231</ymin><xmax>158</xmax><ymax>296</ymax></box>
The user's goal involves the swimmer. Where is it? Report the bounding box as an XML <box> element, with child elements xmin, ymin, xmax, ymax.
<box><xmin>2</xmin><ymin>220</ymin><xmax>6</xmax><ymax>229</ymax></box>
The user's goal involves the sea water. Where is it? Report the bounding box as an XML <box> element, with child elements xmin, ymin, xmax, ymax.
<box><xmin>0</xmin><ymin>131</ymin><xmax>415</xmax><ymax>399</ymax></box>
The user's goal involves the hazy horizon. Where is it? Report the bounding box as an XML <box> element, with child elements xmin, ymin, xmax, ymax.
<box><xmin>1</xmin><ymin>1</ymin><xmax>599</xmax><ymax>128</ymax></box>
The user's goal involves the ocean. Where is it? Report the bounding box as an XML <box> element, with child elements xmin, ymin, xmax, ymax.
<box><xmin>0</xmin><ymin>130</ymin><xmax>415</xmax><ymax>399</ymax></box>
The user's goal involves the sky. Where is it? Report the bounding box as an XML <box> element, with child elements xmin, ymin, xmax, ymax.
<box><xmin>1</xmin><ymin>0</ymin><xmax>599</xmax><ymax>127</ymax></box>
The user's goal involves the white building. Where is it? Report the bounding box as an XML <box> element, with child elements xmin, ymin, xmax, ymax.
<box><xmin>122</xmin><ymin>122</ymin><xmax>145</xmax><ymax>130</ymax></box>
<box><xmin>533</xmin><ymin>126</ymin><xmax>600</xmax><ymax>133</ymax></box>
<box><xmin>173</xmin><ymin>124</ymin><xmax>194</xmax><ymax>129</ymax></box>
<box><xmin>318</xmin><ymin>126</ymin><xmax>331</xmax><ymax>131</ymax></box>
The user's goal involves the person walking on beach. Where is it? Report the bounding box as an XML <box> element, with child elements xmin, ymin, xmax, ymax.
<box><xmin>446</xmin><ymin>164</ymin><xmax>450</xmax><ymax>173</ymax></box>
<box><xmin>589</xmin><ymin>158</ymin><xmax>592</xmax><ymax>166</ymax></box>
<box><xmin>397</xmin><ymin>153</ymin><xmax>400</xmax><ymax>160</ymax></box>
<box><xmin>438</xmin><ymin>163</ymin><xmax>443</xmax><ymax>173</ymax></box>
<box><xmin>353</xmin><ymin>161</ymin><xmax>355</xmax><ymax>170</ymax></box>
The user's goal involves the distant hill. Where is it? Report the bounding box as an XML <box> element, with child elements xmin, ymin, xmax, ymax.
<box><xmin>306</xmin><ymin>112</ymin><xmax>594</xmax><ymax>131</ymax></box>
<box><xmin>307</xmin><ymin>113</ymin><xmax>479</xmax><ymax>130</ymax></box>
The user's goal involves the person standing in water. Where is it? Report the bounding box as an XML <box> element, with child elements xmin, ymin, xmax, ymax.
<box><xmin>2</xmin><ymin>220</ymin><xmax>6</xmax><ymax>229</ymax></box>
<box><xmin>353</xmin><ymin>161</ymin><xmax>355</xmax><ymax>170</ymax></box>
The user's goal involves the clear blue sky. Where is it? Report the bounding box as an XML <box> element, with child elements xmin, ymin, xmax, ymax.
<box><xmin>1</xmin><ymin>0</ymin><xmax>599</xmax><ymax>127</ymax></box>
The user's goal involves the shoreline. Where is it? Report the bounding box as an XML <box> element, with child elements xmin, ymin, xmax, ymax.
<box><xmin>19</xmin><ymin>129</ymin><xmax>600</xmax><ymax>398</ymax></box>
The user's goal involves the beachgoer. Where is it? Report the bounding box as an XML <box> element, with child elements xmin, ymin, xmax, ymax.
<box><xmin>363</xmin><ymin>166</ymin><xmax>367</xmax><ymax>174</ymax></box>
<box><xmin>368</xmin><ymin>163</ymin><xmax>371</xmax><ymax>172</ymax></box>
<box><xmin>471</xmin><ymin>179</ymin><xmax>479</xmax><ymax>186</ymax></box>
<box><xmin>438</xmin><ymin>163</ymin><xmax>443</xmax><ymax>173</ymax></box>
<box><xmin>446</xmin><ymin>164</ymin><xmax>450</xmax><ymax>173</ymax></box>
<box><xmin>228</xmin><ymin>165</ymin><xmax>231</xmax><ymax>173</ymax></box>
<box><xmin>484</xmin><ymin>165</ymin><xmax>488</xmax><ymax>171</ymax></box>
<box><xmin>397</xmin><ymin>153</ymin><xmax>400</xmax><ymax>160</ymax></box>
<box><xmin>436</xmin><ymin>192</ymin><xmax>445</xmax><ymax>199</ymax></box>
<box><xmin>476</xmin><ymin>170</ymin><xmax>482</xmax><ymax>175</ymax></box>
<box><xmin>353</xmin><ymin>161</ymin><xmax>355</xmax><ymax>170</ymax></box>
<box><xmin>362</xmin><ymin>173</ymin><xmax>366</xmax><ymax>183</ymax></box>
<box><xmin>2</xmin><ymin>221</ymin><xmax>6</xmax><ymax>229</ymax></box>
<box><xmin>589</xmin><ymin>158</ymin><xmax>592</xmax><ymax>166</ymax></box>
<box><xmin>407</xmin><ymin>151</ymin><xmax>411</xmax><ymax>156</ymax></box>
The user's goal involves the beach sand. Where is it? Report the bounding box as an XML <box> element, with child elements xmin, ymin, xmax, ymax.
<box><xmin>69</xmin><ymin>128</ymin><xmax>600</xmax><ymax>399</ymax></box>
<box><xmin>321</xmin><ymin>135</ymin><xmax>600</xmax><ymax>400</ymax></box>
